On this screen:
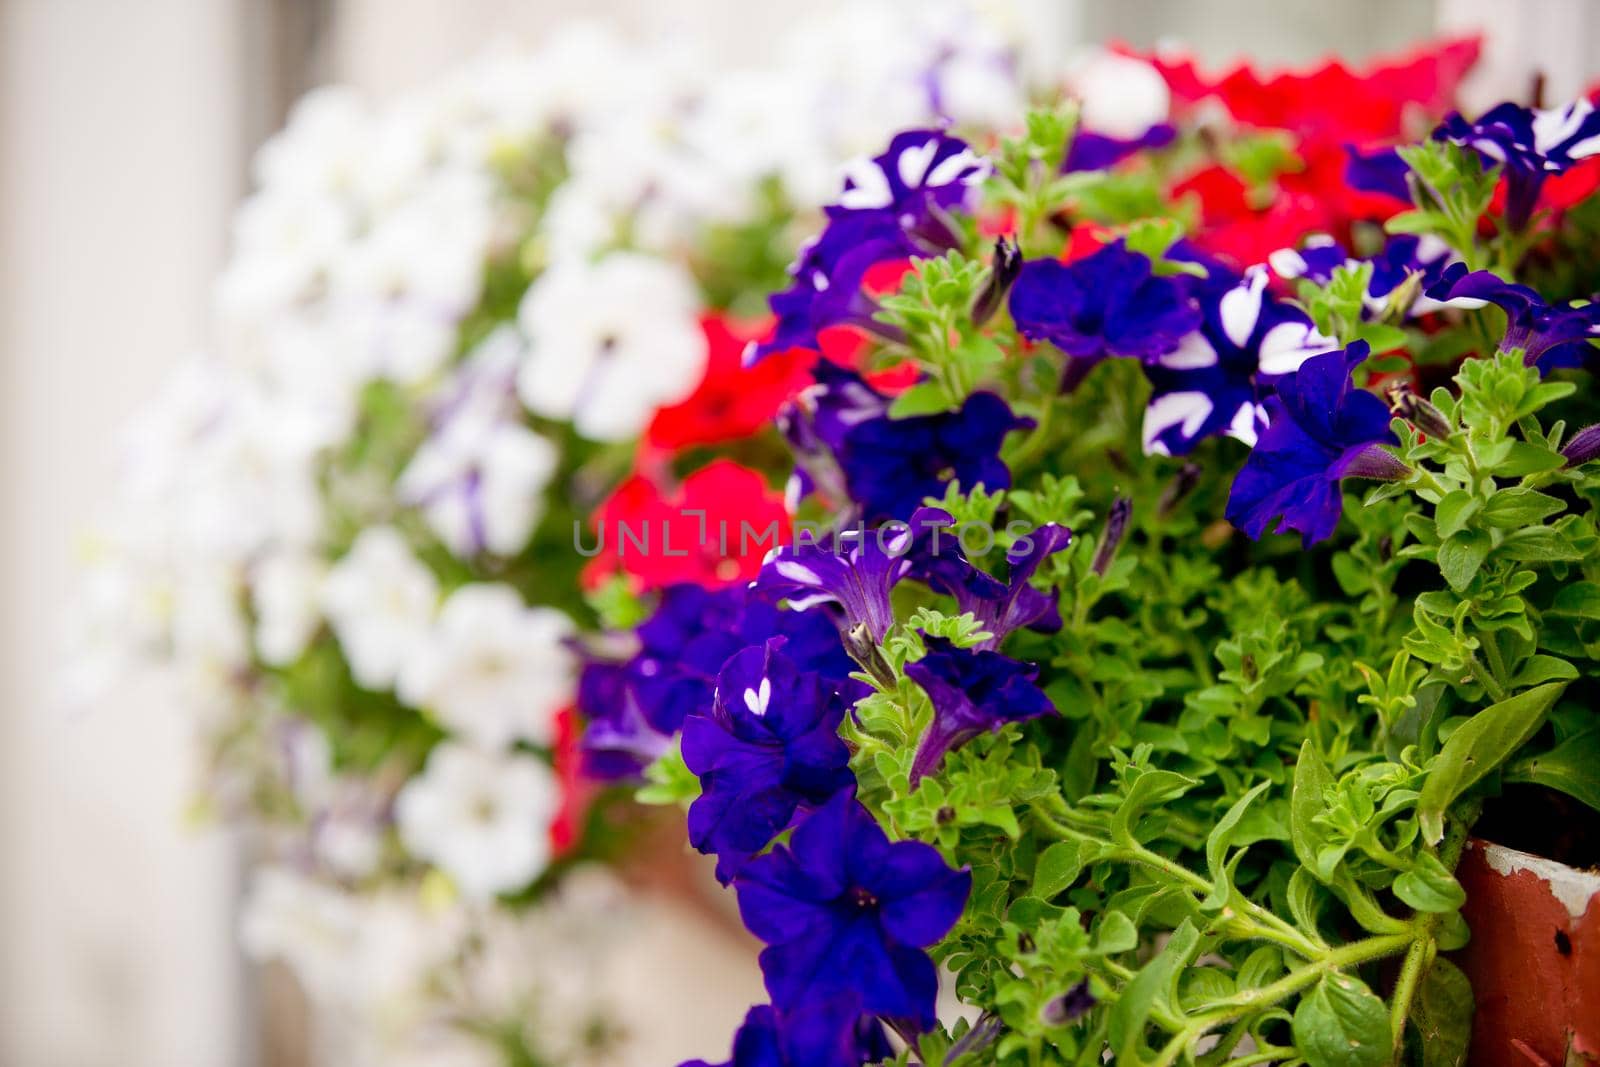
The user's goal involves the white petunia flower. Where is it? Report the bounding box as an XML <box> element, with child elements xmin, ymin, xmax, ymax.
<box><xmin>251</xmin><ymin>550</ymin><xmax>327</xmax><ymax>666</ymax></box>
<box><xmin>395</xmin><ymin>742</ymin><xmax>558</xmax><ymax>900</ymax></box>
<box><xmin>397</xmin><ymin>583</ymin><xmax>572</xmax><ymax>750</ymax></box>
<box><xmin>240</xmin><ymin>866</ymin><xmax>364</xmax><ymax>1002</ymax></box>
<box><xmin>1066</xmin><ymin>50</ymin><xmax>1171</xmax><ymax>140</ymax></box>
<box><xmin>322</xmin><ymin>527</ymin><xmax>438</xmax><ymax>691</ymax></box>
<box><xmin>398</xmin><ymin>330</ymin><xmax>558</xmax><ymax>559</ymax></box>
<box><xmin>516</xmin><ymin>252</ymin><xmax>706</xmax><ymax>442</ymax></box>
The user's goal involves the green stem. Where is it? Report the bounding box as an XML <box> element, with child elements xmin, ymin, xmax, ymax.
<box><xmin>1480</xmin><ymin>630</ymin><xmax>1511</xmax><ymax>691</ymax></box>
<box><xmin>1465</xmin><ymin>650</ymin><xmax>1507</xmax><ymax>702</ymax></box>
<box><xmin>1388</xmin><ymin>935</ymin><xmax>1433</xmax><ymax>1051</ymax></box>
<box><xmin>1149</xmin><ymin>932</ymin><xmax>1418</xmax><ymax>1067</ymax></box>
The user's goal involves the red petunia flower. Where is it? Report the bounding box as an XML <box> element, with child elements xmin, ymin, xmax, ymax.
<box><xmin>548</xmin><ymin>705</ymin><xmax>589</xmax><ymax>856</ymax></box>
<box><xmin>646</xmin><ymin>315</ymin><xmax>814</xmax><ymax>453</ymax></box>
<box><xmin>582</xmin><ymin>459</ymin><xmax>789</xmax><ymax>592</ymax></box>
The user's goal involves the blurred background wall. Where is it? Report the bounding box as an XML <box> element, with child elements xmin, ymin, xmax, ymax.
<box><xmin>0</xmin><ymin>1</ymin><xmax>1594</xmax><ymax>1064</ymax></box>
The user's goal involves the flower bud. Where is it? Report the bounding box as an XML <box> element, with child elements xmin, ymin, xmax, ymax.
<box><xmin>1386</xmin><ymin>382</ymin><xmax>1451</xmax><ymax>439</ymax></box>
<box><xmin>1039</xmin><ymin>980</ymin><xmax>1096</xmax><ymax>1026</ymax></box>
<box><xmin>1090</xmin><ymin>497</ymin><xmax>1132</xmax><ymax>576</ymax></box>
<box><xmin>843</xmin><ymin>621</ymin><xmax>896</xmax><ymax>688</ymax></box>
<box><xmin>1157</xmin><ymin>462</ymin><xmax>1202</xmax><ymax>519</ymax></box>
<box><xmin>1562</xmin><ymin>423</ymin><xmax>1600</xmax><ymax>467</ymax></box>
<box><xmin>971</xmin><ymin>237</ymin><xmax>1022</xmax><ymax>327</ymax></box>
<box><xmin>1339</xmin><ymin>442</ymin><xmax>1411</xmax><ymax>482</ymax></box>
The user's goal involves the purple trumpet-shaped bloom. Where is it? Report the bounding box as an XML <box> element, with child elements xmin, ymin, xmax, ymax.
<box><xmin>905</xmin><ymin>636</ymin><xmax>1057</xmax><ymax>783</ymax></box>
<box><xmin>1563</xmin><ymin>424</ymin><xmax>1600</xmax><ymax>467</ymax></box>
<box><xmin>1269</xmin><ymin>234</ymin><xmax>1458</xmax><ymax>318</ymax></box>
<box><xmin>1225</xmin><ymin>341</ymin><xmax>1404</xmax><ymax>547</ymax></box>
<box><xmin>837</xmin><ymin>391</ymin><xmax>1033</xmax><ymax>523</ymax></box>
<box><xmin>1426</xmin><ymin>262</ymin><xmax>1600</xmax><ymax>373</ymax></box>
<box><xmin>1063</xmin><ymin>123</ymin><xmax>1176</xmax><ymax>172</ymax></box>
<box><xmin>777</xmin><ymin>362</ymin><xmax>891</xmax><ymax>511</ymax></box>
<box><xmin>1141</xmin><ymin>266</ymin><xmax>1338</xmax><ymax>456</ymax></box>
<box><xmin>681</xmin><ymin>998</ymin><xmax>892</xmax><ymax>1067</ymax></box>
<box><xmin>580</xmin><ymin>584</ymin><xmax>860</xmax><ymax>779</ymax></box>
<box><xmin>1008</xmin><ymin>241</ymin><xmax>1200</xmax><ymax>387</ymax></box>
<box><xmin>733</xmin><ymin>790</ymin><xmax>971</xmax><ymax>1029</ymax></box>
<box><xmin>914</xmin><ymin>524</ymin><xmax>1073</xmax><ymax>650</ymax></box>
<box><xmin>748</xmin><ymin>130</ymin><xmax>989</xmax><ymax>365</ymax></box>
<box><xmin>1435</xmin><ymin>98</ymin><xmax>1600</xmax><ymax>229</ymax></box>
<box><xmin>1344</xmin><ymin>145</ymin><xmax>1412</xmax><ymax>203</ymax></box>
<box><xmin>753</xmin><ymin>507</ymin><xmax>956</xmax><ymax>644</ymax></box>
<box><xmin>683</xmin><ymin>640</ymin><xmax>855</xmax><ymax>883</ymax></box>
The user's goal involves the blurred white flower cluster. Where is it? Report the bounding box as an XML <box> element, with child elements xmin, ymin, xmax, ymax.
<box><xmin>71</xmin><ymin>4</ymin><xmax>1045</xmax><ymax>1062</ymax></box>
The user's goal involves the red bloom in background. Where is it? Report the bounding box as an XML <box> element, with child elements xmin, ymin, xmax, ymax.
<box><xmin>548</xmin><ymin>705</ymin><xmax>588</xmax><ymax>856</ymax></box>
<box><xmin>646</xmin><ymin>316</ymin><xmax>814</xmax><ymax>452</ymax></box>
<box><xmin>1134</xmin><ymin>36</ymin><xmax>1480</xmax><ymax>266</ymax></box>
<box><xmin>583</xmin><ymin>459</ymin><xmax>788</xmax><ymax>591</ymax></box>
<box><xmin>1173</xmin><ymin>165</ymin><xmax>1330</xmax><ymax>267</ymax></box>
<box><xmin>1144</xmin><ymin>36</ymin><xmax>1479</xmax><ymax>140</ymax></box>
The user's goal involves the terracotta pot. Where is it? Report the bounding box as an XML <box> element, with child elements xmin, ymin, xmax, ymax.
<box><xmin>1453</xmin><ymin>838</ymin><xmax>1600</xmax><ymax>1066</ymax></box>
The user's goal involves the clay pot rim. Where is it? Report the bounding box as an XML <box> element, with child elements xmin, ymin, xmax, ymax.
<box><xmin>1466</xmin><ymin>836</ymin><xmax>1600</xmax><ymax>920</ymax></box>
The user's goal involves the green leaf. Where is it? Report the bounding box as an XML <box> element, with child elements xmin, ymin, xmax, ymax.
<box><xmin>635</xmin><ymin>738</ymin><xmax>701</xmax><ymax>807</ymax></box>
<box><xmin>1494</xmin><ymin>441</ymin><xmax>1565</xmax><ymax>476</ymax></box>
<box><xmin>1498</xmin><ymin>525</ymin><xmax>1585</xmax><ymax>561</ymax></box>
<box><xmin>888</xmin><ymin>381</ymin><xmax>954</xmax><ymax>418</ymax></box>
<box><xmin>1509</xmin><ymin>655</ymin><xmax>1578</xmax><ymax>688</ymax></box>
<box><xmin>1418</xmin><ymin>682</ymin><xmax>1569</xmax><ymax>842</ymax></box>
<box><xmin>1393</xmin><ymin>851</ymin><xmax>1467</xmax><ymax>913</ymax></box>
<box><xmin>1093</xmin><ymin>910</ymin><xmax>1139</xmax><ymax>954</ymax></box>
<box><xmin>1291</xmin><ymin>741</ymin><xmax>1335</xmax><ymax>876</ymax></box>
<box><xmin>1109</xmin><ymin>920</ymin><xmax>1200</xmax><ymax>1059</ymax></box>
<box><xmin>1549</xmin><ymin>581</ymin><xmax>1600</xmax><ymax>619</ymax></box>
<box><xmin>1437</xmin><ymin>529</ymin><xmax>1490</xmax><ymax>591</ymax></box>
<box><xmin>1432</xmin><ymin>492</ymin><xmax>1479</xmax><ymax>539</ymax></box>
<box><xmin>1505</xmin><ymin>729</ymin><xmax>1600</xmax><ymax>812</ymax></box>
<box><xmin>1110</xmin><ymin>768</ymin><xmax>1196</xmax><ymax>847</ymax></box>
<box><xmin>1410</xmin><ymin>957</ymin><xmax>1474</xmax><ymax>1067</ymax></box>
<box><xmin>1480</xmin><ymin>488</ymin><xmax>1564</xmax><ymax>528</ymax></box>
<box><xmin>1032</xmin><ymin>840</ymin><xmax>1088</xmax><ymax>900</ymax></box>
<box><xmin>1205</xmin><ymin>781</ymin><xmax>1270</xmax><ymax>905</ymax></box>
<box><xmin>1292</xmin><ymin>972</ymin><xmax>1393</xmax><ymax>1067</ymax></box>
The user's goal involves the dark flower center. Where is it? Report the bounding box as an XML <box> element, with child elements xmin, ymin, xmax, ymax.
<box><xmin>848</xmin><ymin>886</ymin><xmax>879</xmax><ymax>910</ymax></box>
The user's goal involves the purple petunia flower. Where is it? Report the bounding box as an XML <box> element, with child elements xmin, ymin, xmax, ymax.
<box><xmin>913</xmin><ymin>524</ymin><xmax>1073</xmax><ymax>649</ymax></box>
<box><xmin>1425</xmin><ymin>262</ymin><xmax>1600</xmax><ymax>373</ymax></box>
<box><xmin>748</xmin><ymin>130</ymin><xmax>990</xmax><ymax>365</ymax></box>
<box><xmin>1141</xmin><ymin>266</ymin><xmax>1339</xmax><ymax>457</ymax></box>
<box><xmin>733</xmin><ymin>790</ymin><xmax>971</xmax><ymax>1029</ymax></box>
<box><xmin>1344</xmin><ymin>145</ymin><xmax>1412</xmax><ymax>203</ymax></box>
<box><xmin>1008</xmin><ymin>241</ymin><xmax>1200</xmax><ymax>389</ymax></box>
<box><xmin>680</xmin><ymin>998</ymin><xmax>892</xmax><ymax>1067</ymax></box>
<box><xmin>1225</xmin><ymin>341</ymin><xmax>1405</xmax><ymax>547</ymax></box>
<box><xmin>1435</xmin><ymin>98</ymin><xmax>1600</xmax><ymax>229</ymax></box>
<box><xmin>580</xmin><ymin>584</ymin><xmax>861</xmax><ymax>779</ymax></box>
<box><xmin>753</xmin><ymin>507</ymin><xmax>955</xmax><ymax>644</ymax></box>
<box><xmin>1268</xmin><ymin>233</ymin><xmax>1458</xmax><ymax>319</ymax></box>
<box><xmin>1063</xmin><ymin>123</ymin><xmax>1176</xmax><ymax>172</ymax></box>
<box><xmin>905</xmin><ymin>636</ymin><xmax>1056</xmax><ymax>783</ymax></box>
<box><xmin>836</xmin><ymin>391</ymin><xmax>1033</xmax><ymax>522</ymax></box>
<box><xmin>683</xmin><ymin>640</ymin><xmax>855</xmax><ymax>882</ymax></box>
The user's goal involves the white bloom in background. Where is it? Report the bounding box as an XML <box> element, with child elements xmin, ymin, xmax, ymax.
<box><xmin>398</xmin><ymin>583</ymin><xmax>572</xmax><ymax>749</ymax></box>
<box><xmin>398</xmin><ymin>332</ymin><xmax>558</xmax><ymax>558</ymax></box>
<box><xmin>251</xmin><ymin>551</ymin><xmax>326</xmax><ymax>666</ymax></box>
<box><xmin>252</xmin><ymin>86</ymin><xmax>372</xmax><ymax>200</ymax></box>
<box><xmin>241</xmin><ymin>866</ymin><xmax>364</xmax><ymax>1002</ymax></box>
<box><xmin>1066</xmin><ymin>50</ymin><xmax>1171</xmax><ymax>139</ymax></box>
<box><xmin>517</xmin><ymin>252</ymin><xmax>706</xmax><ymax>441</ymax></box>
<box><xmin>396</xmin><ymin>742</ymin><xmax>558</xmax><ymax>900</ymax></box>
<box><xmin>399</xmin><ymin>419</ymin><xmax>558</xmax><ymax>558</ymax></box>
<box><xmin>322</xmin><ymin>527</ymin><xmax>438</xmax><ymax>690</ymax></box>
